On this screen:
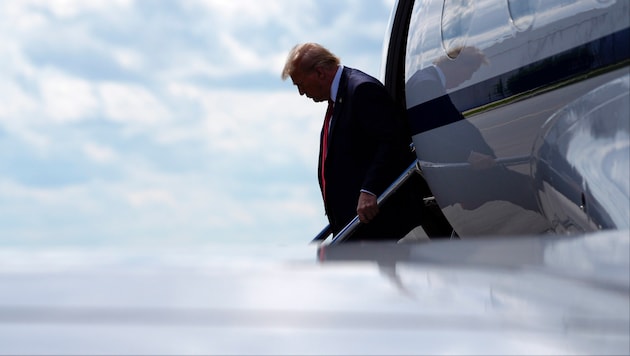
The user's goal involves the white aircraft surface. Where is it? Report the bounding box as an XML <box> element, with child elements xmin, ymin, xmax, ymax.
<box><xmin>1</xmin><ymin>229</ymin><xmax>628</xmax><ymax>355</ymax></box>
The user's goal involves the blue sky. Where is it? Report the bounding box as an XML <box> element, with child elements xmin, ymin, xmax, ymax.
<box><xmin>0</xmin><ymin>0</ymin><xmax>395</xmax><ymax>247</ymax></box>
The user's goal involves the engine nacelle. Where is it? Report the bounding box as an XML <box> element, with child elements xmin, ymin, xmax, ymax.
<box><xmin>532</xmin><ymin>75</ymin><xmax>630</xmax><ymax>233</ymax></box>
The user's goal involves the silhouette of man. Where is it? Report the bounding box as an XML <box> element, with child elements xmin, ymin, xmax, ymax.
<box><xmin>282</xmin><ymin>43</ymin><xmax>423</xmax><ymax>241</ymax></box>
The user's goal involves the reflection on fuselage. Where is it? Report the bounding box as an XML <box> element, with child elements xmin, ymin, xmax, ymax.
<box><xmin>401</xmin><ymin>0</ymin><xmax>629</xmax><ymax>236</ymax></box>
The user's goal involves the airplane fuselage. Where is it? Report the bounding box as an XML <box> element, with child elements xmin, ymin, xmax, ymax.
<box><xmin>382</xmin><ymin>0</ymin><xmax>629</xmax><ymax>237</ymax></box>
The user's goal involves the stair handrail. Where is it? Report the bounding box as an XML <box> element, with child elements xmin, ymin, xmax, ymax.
<box><xmin>311</xmin><ymin>159</ymin><xmax>422</xmax><ymax>245</ymax></box>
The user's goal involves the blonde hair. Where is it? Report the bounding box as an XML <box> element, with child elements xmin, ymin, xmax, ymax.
<box><xmin>281</xmin><ymin>43</ymin><xmax>340</xmax><ymax>80</ymax></box>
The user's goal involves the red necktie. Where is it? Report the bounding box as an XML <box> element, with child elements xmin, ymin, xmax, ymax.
<box><xmin>321</xmin><ymin>100</ymin><xmax>334</xmax><ymax>202</ymax></box>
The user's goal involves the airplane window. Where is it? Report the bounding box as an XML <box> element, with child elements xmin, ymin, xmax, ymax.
<box><xmin>441</xmin><ymin>0</ymin><xmax>475</xmax><ymax>59</ymax></box>
<box><xmin>404</xmin><ymin>0</ymin><xmax>444</xmax><ymax>80</ymax></box>
<box><xmin>507</xmin><ymin>0</ymin><xmax>539</xmax><ymax>31</ymax></box>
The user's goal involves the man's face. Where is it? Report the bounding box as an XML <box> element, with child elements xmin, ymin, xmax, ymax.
<box><xmin>291</xmin><ymin>67</ymin><xmax>328</xmax><ymax>103</ymax></box>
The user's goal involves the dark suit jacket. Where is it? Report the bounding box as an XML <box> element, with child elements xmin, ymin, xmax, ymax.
<box><xmin>318</xmin><ymin>67</ymin><xmax>420</xmax><ymax>240</ymax></box>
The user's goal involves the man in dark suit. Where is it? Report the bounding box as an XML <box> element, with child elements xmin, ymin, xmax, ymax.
<box><xmin>282</xmin><ymin>43</ymin><xmax>422</xmax><ymax>241</ymax></box>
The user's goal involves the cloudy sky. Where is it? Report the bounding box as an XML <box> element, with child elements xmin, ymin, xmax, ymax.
<box><xmin>0</xmin><ymin>0</ymin><xmax>395</xmax><ymax>247</ymax></box>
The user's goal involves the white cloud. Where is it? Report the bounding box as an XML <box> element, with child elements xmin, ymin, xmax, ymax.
<box><xmin>98</xmin><ymin>82</ymin><xmax>171</xmax><ymax>124</ymax></box>
<box><xmin>166</xmin><ymin>82</ymin><xmax>323</xmax><ymax>164</ymax></box>
<box><xmin>41</xmin><ymin>70</ymin><xmax>99</xmax><ymax>123</ymax></box>
<box><xmin>0</xmin><ymin>83</ymin><xmax>37</xmax><ymax>124</ymax></box>
<box><xmin>24</xmin><ymin>0</ymin><xmax>133</xmax><ymax>19</ymax></box>
<box><xmin>111</xmin><ymin>47</ymin><xmax>144</xmax><ymax>71</ymax></box>
<box><xmin>127</xmin><ymin>189</ymin><xmax>177</xmax><ymax>208</ymax></box>
<box><xmin>83</xmin><ymin>142</ymin><xmax>118</xmax><ymax>163</ymax></box>
<box><xmin>0</xmin><ymin>0</ymin><xmax>392</xmax><ymax>246</ymax></box>
<box><xmin>219</xmin><ymin>33</ymin><xmax>268</xmax><ymax>71</ymax></box>
<box><xmin>1</xmin><ymin>3</ymin><xmax>48</xmax><ymax>30</ymax></box>
<box><xmin>190</xmin><ymin>0</ymin><xmax>315</xmax><ymax>28</ymax></box>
